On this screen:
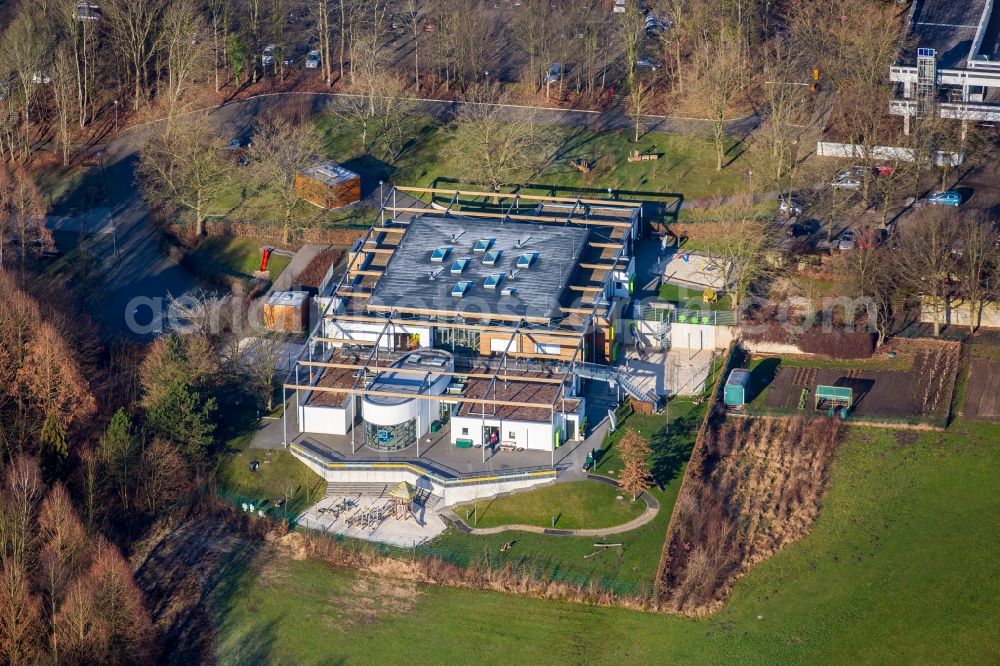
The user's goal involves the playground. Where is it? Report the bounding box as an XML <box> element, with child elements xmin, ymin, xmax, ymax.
<box><xmin>296</xmin><ymin>486</ymin><xmax>447</xmax><ymax>548</ymax></box>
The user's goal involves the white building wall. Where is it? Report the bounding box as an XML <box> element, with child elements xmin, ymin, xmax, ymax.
<box><xmin>322</xmin><ymin>320</ymin><xmax>432</xmax><ymax>349</ymax></box>
<box><xmin>450</xmin><ymin>415</ymin><xmax>557</xmax><ymax>451</ymax></box>
<box><xmin>299</xmin><ymin>396</ymin><xmax>354</xmax><ymax>435</ymax></box>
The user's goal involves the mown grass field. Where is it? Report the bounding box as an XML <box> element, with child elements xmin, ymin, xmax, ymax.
<box><xmin>186</xmin><ymin>237</ymin><xmax>293</xmax><ymax>281</ymax></box>
<box><xmin>211</xmin><ymin>419</ymin><xmax>1000</xmax><ymax>664</ymax></box>
<box><xmin>314</xmin><ymin>113</ymin><xmax>750</xmax><ymax>202</ymax></box>
<box><xmin>452</xmin><ymin>480</ymin><xmax>644</xmax><ymax>530</ymax></box>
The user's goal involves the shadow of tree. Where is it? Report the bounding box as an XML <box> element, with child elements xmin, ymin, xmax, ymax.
<box><xmin>648</xmin><ymin>411</ymin><xmax>701</xmax><ymax>487</ymax></box>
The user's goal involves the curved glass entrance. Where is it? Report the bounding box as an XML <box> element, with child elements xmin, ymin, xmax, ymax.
<box><xmin>364</xmin><ymin>418</ymin><xmax>417</xmax><ymax>451</ymax></box>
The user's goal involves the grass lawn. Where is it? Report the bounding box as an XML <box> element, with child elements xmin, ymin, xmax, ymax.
<box><xmin>452</xmin><ymin>480</ymin><xmax>644</xmax><ymax>530</ymax></box>
<box><xmin>314</xmin><ymin>113</ymin><xmax>752</xmax><ymax>202</ymax></box>
<box><xmin>187</xmin><ymin>237</ymin><xmax>292</xmax><ymax>281</ymax></box>
<box><xmin>657</xmin><ymin>282</ymin><xmax>733</xmax><ymax>312</ymax></box>
<box><xmin>211</xmin><ymin>419</ymin><xmax>1000</xmax><ymax>664</ymax></box>
<box><xmin>215</xmin><ymin>433</ymin><xmax>326</xmax><ymax>519</ymax></box>
<box><xmin>424</xmin><ymin>401</ymin><xmax>702</xmax><ymax>593</ymax></box>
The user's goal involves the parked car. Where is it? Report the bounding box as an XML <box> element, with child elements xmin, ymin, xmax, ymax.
<box><xmin>613</xmin><ymin>0</ymin><xmax>626</xmax><ymax>13</ymax></box>
<box><xmin>636</xmin><ymin>57</ymin><xmax>659</xmax><ymax>70</ymax></box>
<box><xmin>422</xmin><ymin>20</ymin><xmax>437</xmax><ymax>32</ymax></box>
<box><xmin>645</xmin><ymin>15</ymin><xmax>669</xmax><ymax>32</ymax></box>
<box><xmin>857</xmin><ymin>228</ymin><xmax>888</xmax><ymax>249</ymax></box>
<box><xmin>778</xmin><ymin>194</ymin><xmax>804</xmax><ymax>217</ymax></box>
<box><xmin>838</xmin><ymin>229</ymin><xmax>856</xmax><ymax>251</ymax></box>
<box><xmin>305</xmin><ymin>50</ymin><xmax>321</xmax><ymax>69</ymax></box>
<box><xmin>31</xmin><ymin>72</ymin><xmax>52</xmax><ymax>85</ymax></box>
<box><xmin>927</xmin><ymin>190</ymin><xmax>962</xmax><ymax>206</ymax></box>
<box><xmin>872</xmin><ymin>162</ymin><xmax>895</xmax><ymax>176</ymax></box>
<box><xmin>787</xmin><ymin>223</ymin><xmax>811</xmax><ymax>238</ymax></box>
<box><xmin>262</xmin><ymin>44</ymin><xmax>276</xmax><ymax>66</ymax></box>
<box><xmin>831</xmin><ymin>166</ymin><xmax>864</xmax><ymax>190</ymax></box>
<box><xmin>544</xmin><ymin>63</ymin><xmax>562</xmax><ymax>84</ymax></box>
<box><xmin>76</xmin><ymin>2</ymin><xmax>100</xmax><ymax>21</ymax></box>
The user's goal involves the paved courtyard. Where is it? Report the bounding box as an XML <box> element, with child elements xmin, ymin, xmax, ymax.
<box><xmin>251</xmin><ymin>401</ymin><xmax>590</xmax><ymax>477</ymax></box>
<box><xmin>660</xmin><ymin>250</ymin><xmax>728</xmax><ymax>290</ymax></box>
<box><xmin>297</xmin><ymin>495</ymin><xmax>447</xmax><ymax>548</ymax></box>
<box><xmin>623</xmin><ymin>348</ymin><xmax>714</xmax><ymax>398</ymax></box>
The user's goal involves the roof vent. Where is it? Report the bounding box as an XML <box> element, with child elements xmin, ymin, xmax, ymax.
<box><xmin>516</xmin><ymin>235</ymin><xmax>532</xmax><ymax>248</ymax></box>
<box><xmin>501</xmin><ymin>287</ymin><xmax>518</xmax><ymax>296</ymax></box>
<box><xmin>428</xmin><ymin>268</ymin><xmax>445</xmax><ymax>281</ymax></box>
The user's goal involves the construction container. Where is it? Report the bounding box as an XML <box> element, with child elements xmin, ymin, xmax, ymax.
<box><xmin>724</xmin><ymin>368</ymin><xmax>751</xmax><ymax>407</ymax></box>
<box><xmin>262</xmin><ymin>291</ymin><xmax>310</xmax><ymax>333</ymax></box>
<box><xmin>295</xmin><ymin>162</ymin><xmax>361</xmax><ymax>209</ymax></box>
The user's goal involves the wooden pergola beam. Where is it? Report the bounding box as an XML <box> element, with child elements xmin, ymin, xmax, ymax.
<box><xmin>383</xmin><ymin>206</ymin><xmax>633</xmax><ymax>229</ymax></box>
<box><xmin>286</xmin><ymin>383</ymin><xmax>555</xmax><ymax>410</ymax></box>
<box><xmin>298</xmin><ymin>360</ymin><xmax>565</xmax><ymax>383</ymax></box>
<box><xmin>320</xmin><ymin>314</ymin><xmax>584</xmax><ymax>338</ymax></box>
<box><xmin>395</xmin><ymin>185</ymin><xmax>643</xmax><ymax>208</ymax></box>
<box><xmin>365</xmin><ymin>303</ymin><xmax>552</xmax><ymax>324</ymax></box>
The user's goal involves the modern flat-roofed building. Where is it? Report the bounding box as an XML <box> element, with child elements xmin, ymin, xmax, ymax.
<box><xmin>890</xmin><ymin>0</ymin><xmax>1000</xmax><ymax>129</ymax></box>
<box><xmin>281</xmin><ymin>185</ymin><xmax>648</xmax><ymax>471</ymax></box>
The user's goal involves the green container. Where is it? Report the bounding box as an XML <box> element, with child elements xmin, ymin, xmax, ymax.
<box><xmin>455</xmin><ymin>439</ymin><xmax>474</xmax><ymax>449</ymax></box>
<box><xmin>430</xmin><ymin>420</ymin><xmax>442</xmax><ymax>433</ymax></box>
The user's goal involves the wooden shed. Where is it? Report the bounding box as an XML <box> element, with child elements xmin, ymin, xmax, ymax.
<box><xmin>262</xmin><ymin>291</ymin><xmax>310</xmax><ymax>333</ymax></box>
<box><xmin>295</xmin><ymin>162</ymin><xmax>361</xmax><ymax>209</ymax></box>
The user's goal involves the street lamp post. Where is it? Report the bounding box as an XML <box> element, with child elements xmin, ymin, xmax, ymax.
<box><xmin>485</xmin><ymin>70</ymin><xmax>489</xmax><ymax>86</ymax></box>
<box><xmin>747</xmin><ymin>169</ymin><xmax>753</xmax><ymax>200</ymax></box>
<box><xmin>113</xmin><ymin>99</ymin><xmax>119</xmax><ymax>131</ymax></box>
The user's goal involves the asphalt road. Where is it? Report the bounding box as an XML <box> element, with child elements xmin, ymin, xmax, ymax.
<box><xmin>87</xmin><ymin>92</ymin><xmax>761</xmax><ymax>336</ymax></box>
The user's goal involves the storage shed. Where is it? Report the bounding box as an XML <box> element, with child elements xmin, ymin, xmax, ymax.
<box><xmin>263</xmin><ymin>291</ymin><xmax>310</xmax><ymax>333</ymax></box>
<box><xmin>295</xmin><ymin>162</ymin><xmax>361</xmax><ymax>209</ymax></box>
<box><xmin>724</xmin><ymin>368</ymin><xmax>751</xmax><ymax>407</ymax></box>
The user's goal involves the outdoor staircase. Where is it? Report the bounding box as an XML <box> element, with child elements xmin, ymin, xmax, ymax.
<box><xmin>576</xmin><ymin>362</ymin><xmax>660</xmax><ymax>405</ymax></box>
<box><xmin>325</xmin><ymin>482</ymin><xmax>391</xmax><ymax>498</ymax></box>
<box><xmin>325</xmin><ymin>482</ymin><xmax>443</xmax><ymax>508</ymax></box>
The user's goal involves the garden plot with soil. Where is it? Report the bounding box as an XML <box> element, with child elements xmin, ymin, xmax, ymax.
<box><xmin>754</xmin><ymin>341</ymin><xmax>961</xmax><ymax>423</ymax></box>
<box><xmin>963</xmin><ymin>359</ymin><xmax>1000</xmax><ymax>421</ymax></box>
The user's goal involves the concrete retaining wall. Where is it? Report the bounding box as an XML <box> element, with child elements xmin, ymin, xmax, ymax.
<box><xmin>292</xmin><ymin>451</ymin><xmax>556</xmax><ymax>505</ymax></box>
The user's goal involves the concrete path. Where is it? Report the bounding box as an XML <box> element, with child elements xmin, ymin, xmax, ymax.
<box><xmin>268</xmin><ymin>243</ymin><xmax>330</xmax><ymax>293</ymax></box>
<box><xmin>439</xmin><ymin>477</ymin><xmax>659</xmax><ymax>537</ymax></box>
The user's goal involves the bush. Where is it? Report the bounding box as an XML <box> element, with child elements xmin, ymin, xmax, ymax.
<box><xmin>797</xmin><ymin>329</ymin><xmax>875</xmax><ymax>359</ymax></box>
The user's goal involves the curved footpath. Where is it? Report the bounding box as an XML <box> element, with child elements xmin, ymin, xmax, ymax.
<box><xmin>439</xmin><ymin>475</ymin><xmax>659</xmax><ymax>537</ymax></box>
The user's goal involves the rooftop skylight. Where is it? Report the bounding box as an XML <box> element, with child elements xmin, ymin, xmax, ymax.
<box><xmin>452</xmin><ymin>281</ymin><xmax>472</xmax><ymax>298</ymax></box>
<box><xmin>473</xmin><ymin>238</ymin><xmax>495</xmax><ymax>253</ymax></box>
<box><xmin>450</xmin><ymin>258</ymin><xmax>469</xmax><ymax>274</ymax></box>
<box><xmin>483</xmin><ymin>249</ymin><xmax>502</xmax><ymax>266</ymax></box>
<box><xmin>431</xmin><ymin>247</ymin><xmax>451</xmax><ymax>263</ymax></box>
<box><xmin>516</xmin><ymin>252</ymin><xmax>538</xmax><ymax>269</ymax></box>
<box><xmin>484</xmin><ymin>273</ymin><xmax>504</xmax><ymax>290</ymax></box>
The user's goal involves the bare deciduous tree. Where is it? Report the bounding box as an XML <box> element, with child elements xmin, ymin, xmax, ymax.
<box><xmin>446</xmin><ymin>83</ymin><xmax>556</xmax><ymax>192</ymax></box>
<box><xmin>138</xmin><ymin>120</ymin><xmax>232</xmax><ymax>237</ymax></box>
<box><xmin>892</xmin><ymin>208</ymin><xmax>961</xmax><ymax>336</ymax></box>
<box><xmin>103</xmin><ymin>0</ymin><xmax>165</xmax><ymax>110</ymax></box>
<box><xmin>247</xmin><ymin>114</ymin><xmax>324</xmax><ymax>244</ymax></box>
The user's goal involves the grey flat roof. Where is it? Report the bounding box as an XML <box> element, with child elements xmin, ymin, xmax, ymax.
<box><xmin>366</xmin><ymin>349</ymin><xmax>454</xmax><ymax>406</ymax></box>
<box><xmin>300</xmin><ymin>162</ymin><xmax>359</xmax><ymax>185</ymax></box>
<box><xmin>907</xmin><ymin>0</ymin><xmax>989</xmax><ymax>68</ymax></box>
<box><xmin>368</xmin><ymin>216</ymin><xmax>591</xmax><ymax>321</ymax></box>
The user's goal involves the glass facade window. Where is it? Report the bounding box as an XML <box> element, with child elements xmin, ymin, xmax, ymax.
<box><xmin>364</xmin><ymin>418</ymin><xmax>416</xmax><ymax>451</ymax></box>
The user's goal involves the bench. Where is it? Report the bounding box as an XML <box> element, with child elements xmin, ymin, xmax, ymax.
<box><xmin>500</xmin><ymin>441</ymin><xmax>517</xmax><ymax>451</ymax></box>
<box><xmin>455</xmin><ymin>439</ymin><xmax>474</xmax><ymax>449</ymax></box>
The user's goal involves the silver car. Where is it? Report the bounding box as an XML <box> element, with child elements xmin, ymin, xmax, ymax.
<box><xmin>305</xmin><ymin>50</ymin><xmax>321</xmax><ymax>69</ymax></box>
<box><xmin>838</xmin><ymin>230</ymin><xmax>856</xmax><ymax>251</ymax></box>
<box><xmin>832</xmin><ymin>166</ymin><xmax>864</xmax><ymax>190</ymax></box>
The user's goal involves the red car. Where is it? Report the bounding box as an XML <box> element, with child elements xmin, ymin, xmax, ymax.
<box><xmin>872</xmin><ymin>163</ymin><xmax>895</xmax><ymax>176</ymax></box>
